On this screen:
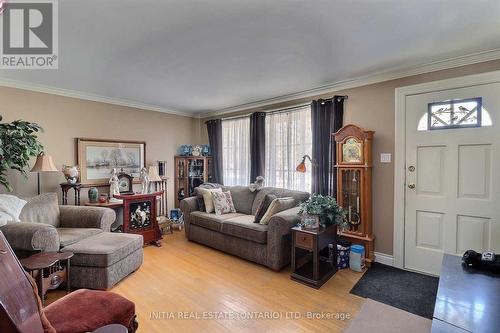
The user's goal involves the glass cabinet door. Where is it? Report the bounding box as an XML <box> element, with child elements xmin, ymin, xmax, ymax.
<box><xmin>341</xmin><ymin>169</ymin><xmax>361</xmax><ymax>231</ymax></box>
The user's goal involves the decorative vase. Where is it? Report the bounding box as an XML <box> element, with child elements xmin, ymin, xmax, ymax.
<box><xmin>62</xmin><ymin>165</ymin><xmax>79</xmax><ymax>184</ymax></box>
<box><xmin>179</xmin><ymin>145</ymin><xmax>192</xmax><ymax>156</ymax></box>
<box><xmin>88</xmin><ymin>187</ymin><xmax>98</xmax><ymax>203</ymax></box>
<box><xmin>202</xmin><ymin>145</ymin><xmax>210</xmax><ymax>156</ymax></box>
<box><xmin>98</xmin><ymin>193</ymin><xmax>108</xmax><ymax>203</ymax></box>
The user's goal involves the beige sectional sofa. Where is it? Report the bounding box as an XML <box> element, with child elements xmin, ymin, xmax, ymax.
<box><xmin>180</xmin><ymin>185</ymin><xmax>310</xmax><ymax>270</ymax></box>
<box><xmin>0</xmin><ymin>193</ymin><xmax>143</xmax><ymax>290</ymax></box>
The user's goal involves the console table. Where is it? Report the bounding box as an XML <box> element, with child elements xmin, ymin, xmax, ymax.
<box><xmin>432</xmin><ymin>254</ymin><xmax>500</xmax><ymax>333</ymax></box>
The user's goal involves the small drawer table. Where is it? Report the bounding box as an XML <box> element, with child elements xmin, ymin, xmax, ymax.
<box><xmin>291</xmin><ymin>225</ymin><xmax>337</xmax><ymax>289</ymax></box>
<box><xmin>21</xmin><ymin>252</ymin><xmax>74</xmax><ymax>305</ymax></box>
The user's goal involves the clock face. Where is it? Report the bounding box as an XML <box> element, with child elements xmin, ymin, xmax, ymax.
<box><xmin>119</xmin><ymin>179</ymin><xmax>130</xmax><ymax>192</ymax></box>
<box><xmin>342</xmin><ymin>138</ymin><xmax>362</xmax><ymax>163</ymax></box>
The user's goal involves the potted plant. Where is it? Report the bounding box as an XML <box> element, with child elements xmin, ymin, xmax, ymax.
<box><xmin>298</xmin><ymin>194</ymin><xmax>347</xmax><ymax>230</ymax></box>
<box><xmin>0</xmin><ymin>116</ymin><xmax>44</xmax><ymax>192</ymax></box>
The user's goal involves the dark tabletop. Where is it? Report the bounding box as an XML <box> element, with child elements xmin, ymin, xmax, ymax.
<box><xmin>20</xmin><ymin>252</ymin><xmax>74</xmax><ymax>271</ymax></box>
<box><xmin>433</xmin><ymin>254</ymin><xmax>500</xmax><ymax>333</ymax></box>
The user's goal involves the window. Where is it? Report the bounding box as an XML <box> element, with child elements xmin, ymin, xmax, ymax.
<box><xmin>265</xmin><ymin>106</ymin><xmax>312</xmax><ymax>192</ymax></box>
<box><xmin>222</xmin><ymin>117</ymin><xmax>250</xmax><ymax>185</ymax></box>
<box><xmin>418</xmin><ymin>97</ymin><xmax>492</xmax><ymax>131</ymax></box>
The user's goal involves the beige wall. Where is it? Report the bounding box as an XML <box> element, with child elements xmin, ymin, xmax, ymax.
<box><xmin>198</xmin><ymin>59</ymin><xmax>500</xmax><ymax>255</ymax></box>
<box><xmin>0</xmin><ymin>86</ymin><xmax>203</xmax><ymax>211</ymax></box>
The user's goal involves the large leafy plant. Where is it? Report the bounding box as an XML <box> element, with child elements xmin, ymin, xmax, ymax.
<box><xmin>0</xmin><ymin>116</ymin><xmax>44</xmax><ymax>191</ymax></box>
<box><xmin>298</xmin><ymin>194</ymin><xmax>348</xmax><ymax>229</ymax></box>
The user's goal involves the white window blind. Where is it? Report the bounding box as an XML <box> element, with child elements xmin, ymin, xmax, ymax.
<box><xmin>222</xmin><ymin>117</ymin><xmax>250</xmax><ymax>185</ymax></box>
<box><xmin>265</xmin><ymin>106</ymin><xmax>312</xmax><ymax>192</ymax></box>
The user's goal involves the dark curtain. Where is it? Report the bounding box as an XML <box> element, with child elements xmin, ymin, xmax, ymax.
<box><xmin>250</xmin><ymin>112</ymin><xmax>266</xmax><ymax>182</ymax></box>
<box><xmin>311</xmin><ymin>96</ymin><xmax>344</xmax><ymax>195</ymax></box>
<box><xmin>206</xmin><ymin>119</ymin><xmax>224</xmax><ymax>185</ymax></box>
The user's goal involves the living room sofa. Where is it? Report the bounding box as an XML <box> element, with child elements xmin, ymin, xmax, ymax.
<box><xmin>180</xmin><ymin>186</ymin><xmax>310</xmax><ymax>270</ymax></box>
<box><xmin>0</xmin><ymin>193</ymin><xmax>143</xmax><ymax>290</ymax></box>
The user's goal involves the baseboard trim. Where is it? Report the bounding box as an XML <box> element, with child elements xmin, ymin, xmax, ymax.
<box><xmin>374</xmin><ymin>252</ymin><xmax>394</xmax><ymax>266</ymax></box>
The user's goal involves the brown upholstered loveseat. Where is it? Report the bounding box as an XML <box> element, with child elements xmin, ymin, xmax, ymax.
<box><xmin>180</xmin><ymin>186</ymin><xmax>310</xmax><ymax>270</ymax></box>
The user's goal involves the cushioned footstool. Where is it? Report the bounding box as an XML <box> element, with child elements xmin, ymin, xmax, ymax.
<box><xmin>61</xmin><ymin>232</ymin><xmax>143</xmax><ymax>290</ymax></box>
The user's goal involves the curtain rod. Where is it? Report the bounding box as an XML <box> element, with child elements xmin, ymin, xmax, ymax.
<box><xmin>219</xmin><ymin>95</ymin><xmax>348</xmax><ymax>121</ymax></box>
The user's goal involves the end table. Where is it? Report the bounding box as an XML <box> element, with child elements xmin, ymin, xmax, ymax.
<box><xmin>291</xmin><ymin>225</ymin><xmax>337</xmax><ymax>289</ymax></box>
<box><xmin>20</xmin><ymin>252</ymin><xmax>74</xmax><ymax>305</ymax></box>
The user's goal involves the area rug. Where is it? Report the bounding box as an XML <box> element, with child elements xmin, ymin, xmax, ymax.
<box><xmin>344</xmin><ymin>299</ymin><xmax>432</xmax><ymax>333</ymax></box>
<box><xmin>349</xmin><ymin>263</ymin><xmax>439</xmax><ymax>319</ymax></box>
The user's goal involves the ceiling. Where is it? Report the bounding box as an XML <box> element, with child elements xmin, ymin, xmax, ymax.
<box><xmin>1</xmin><ymin>0</ymin><xmax>500</xmax><ymax>116</ymax></box>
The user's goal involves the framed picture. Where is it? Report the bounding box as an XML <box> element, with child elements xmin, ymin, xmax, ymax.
<box><xmin>301</xmin><ymin>214</ymin><xmax>319</xmax><ymax>230</ymax></box>
<box><xmin>77</xmin><ymin>138</ymin><xmax>146</xmax><ymax>185</ymax></box>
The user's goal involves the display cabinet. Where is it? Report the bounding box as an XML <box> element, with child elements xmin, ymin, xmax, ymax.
<box><xmin>333</xmin><ymin>124</ymin><xmax>375</xmax><ymax>265</ymax></box>
<box><xmin>174</xmin><ymin>156</ymin><xmax>212</xmax><ymax>207</ymax></box>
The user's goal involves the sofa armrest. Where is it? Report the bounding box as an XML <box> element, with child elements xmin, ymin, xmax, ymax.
<box><xmin>180</xmin><ymin>197</ymin><xmax>199</xmax><ymax>238</ymax></box>
<box><xmin>266</xmin><ymin>206</ymin><xmax>301</xmax><ymax>270</ymax></box>
<box><xmin>59</xmin><ymin>206</ymin><xmax>115</xmax><ymax>232</ymax></box>
<box><xmin>0</xmin><ymin>222</ymin><xmax>60</xmax><ymax>253</ymax></box>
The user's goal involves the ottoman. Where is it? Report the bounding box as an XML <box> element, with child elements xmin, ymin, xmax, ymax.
<box><xmin>61</xmin><ymin>232</ymin><xmax>143</xmax><ymax>290</ymax></box>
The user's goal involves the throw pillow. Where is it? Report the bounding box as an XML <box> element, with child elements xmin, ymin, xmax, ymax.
<box><xmin>253</xmin><ymin>194</ymin><xmax>276</xmax><ymax>223</ymax></box>
<box><xmin>0</xmin><ymin>194</ymin><xmax>27</xmax><ymax>227</ymax></box>
<box><xmin>212</xmin><ymin>191</ymin><xmax>236</xmax><ymax>215</ymax></box>
<box><xmin>19</xmin><ymin>193</ymin><xmax>60</xmax><ymax>227</ymax></box>
<box><xmin>197</xmin><ymin>187</ymin><xmax>223</xmax><ymax>213</ymax></box>
<box><xmin>194</xmin><ymin>183</ymin><xmax>221</xmax><ymax>212</ymax></box>
<box><xmin>259</xmin><ymin>197</ymin><xmax>296</xmax><ymax>225</ymax></box>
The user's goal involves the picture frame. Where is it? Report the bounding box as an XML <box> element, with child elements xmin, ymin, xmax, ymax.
<box><xmin>77</xmin><ymin>138</ymin><xmax>146</xmax><ymax>185</ymax></box>
<box><xmin>301</xmin><ymin>214</ymin><xmax>320</xmax><ymax>230</ymax></box>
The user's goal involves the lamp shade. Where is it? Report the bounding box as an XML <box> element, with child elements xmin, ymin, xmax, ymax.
<box><xmin>296</xmin><ymin>161</ymin><xmax>306</xmax><ymax>173</ymax></box>
<box><xmin>30</xmin><ymin>153</ymin><xmax>58</xmax><ymax>172</ymax></box>
<box><xmin>148</xmin><ymin>165</ymin><xmax>162</xmax><ymax>182</ymax></box>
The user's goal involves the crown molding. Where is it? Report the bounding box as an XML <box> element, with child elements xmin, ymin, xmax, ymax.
<box><xmin>198</xmin><ymin>48</ymin><xmax>500</xmax><ymax>118</ymax></box>
<box><xmin>2</xmin><ymin>48</ymin><xmax>500</xmax><ymax>119</ymax></box>
<box><xmin>0</xmin><ymin>77</ymin><xmax>191</xmax><ymax>117</ymax></box>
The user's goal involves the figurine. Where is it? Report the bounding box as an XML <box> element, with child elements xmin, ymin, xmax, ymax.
<box><xmin>249</xmin><ymin>176</ymin><xmax>265</xmax><ymax>192</ymax></box>
<box><xmin>140</xmin><ymin>167</ymin><xmax>150</xmax><ymax>194</ymax></box>
<box><xmin>109</xmin><ymin>168</ymin><xmax>122</xmax><ymax>202</ymax></box>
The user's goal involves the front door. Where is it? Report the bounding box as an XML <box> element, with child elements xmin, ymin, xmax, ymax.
<box><xmin>405</xmin><ymin>83</ymin><xmax>500</xmax><ymax>275</ymax></box>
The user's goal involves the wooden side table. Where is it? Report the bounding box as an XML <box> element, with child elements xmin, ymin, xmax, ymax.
<box><xmin>60</xmin><ymin>183</ymin><xmax>82</xmax><ymax>205</ymax></box>
<box><xmin>21</xmin><ymin>252</ymin><xmax>74</xmax><ymax>305</ymax></box>
<box><xmin>291</xmin><ymin>225</ymin><xmax>337</xmax><ymax>289</ymax></box>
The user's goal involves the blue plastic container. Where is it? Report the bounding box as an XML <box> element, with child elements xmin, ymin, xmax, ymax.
<box><xmin>349</xmin><ymin>244</ymin><xmax>365</xmax><ymax>272</ymax></box>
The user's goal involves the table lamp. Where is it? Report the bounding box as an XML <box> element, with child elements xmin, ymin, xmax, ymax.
<box><xmin>30</xmin><ymin>152</ymin><xmax>58</xmax><ymax>195</ymax></box>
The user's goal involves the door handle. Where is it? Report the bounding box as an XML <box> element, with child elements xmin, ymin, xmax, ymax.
<box><xmin>408</xmin><ymin>183</ymin><xmax>416</xmax><ymax>189</ymax></box>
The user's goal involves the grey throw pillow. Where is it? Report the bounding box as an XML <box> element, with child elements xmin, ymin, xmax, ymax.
<box><xmin>19</xmin><ymin>193</ymin><xmax>60</xmax><ymax>227</ymax></box>
<box><xmin>254</xmin><ymin>194</ymin><xmax>276</xmax><ymax>223</ymax></box>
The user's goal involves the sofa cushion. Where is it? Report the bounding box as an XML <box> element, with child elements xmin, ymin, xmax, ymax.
<box><xmin>20</xmin><ymin>193</ymin><xmax>60</xmax><ymax>227</ymax></box>
<box><xmin>44</xmin><ymin>289</ymin><xmax>135</xmax><ymax>333</ymax></box>
<box><xmin>251</xmin><ymin>187</ymin><xmax>310</xmax><ymax>215</ymax></box>
<box><xmin>222</xmin><ymin>215</ymin><xmax>268</xmax><ymax>244</ymax></box>
<box><xmin>254</xmin><ymin>194</ymin><xmax>276</xmax><ymax>223</ymax></box>
<box><xmin>190</xmin><ymin>211</ymin><xmax>244</xmax><ymax>232</ymax></box>
<box><xmin>222</xmin><ymin>186</ymin><xmax>257</xmax><ymax>214</ymax></box>
<box><xmin>259</xmin><ymin>197</ymin><xmax>296</xmax><ymax>225</ymax></box>
<box><xmin>61</xmin><ymin>232</ymin><xmax>143</xmax><ymax>267</ymax></box>
<box><xmin>57</xmin><ymin>228</ymin><xmax>103</xmax><ymax>247</ymax></box>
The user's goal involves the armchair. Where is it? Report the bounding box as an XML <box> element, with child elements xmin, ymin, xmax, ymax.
<box><xmin>0</xmin><ymin>231</ymin><xmax>138</xmax><ymax>333</ymax></box>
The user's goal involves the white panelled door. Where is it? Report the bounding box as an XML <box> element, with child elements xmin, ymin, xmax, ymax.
<box><xmin>405</xmin><ymin>83</ymin><xmax>500</xmax><ymax>275</ymax></box>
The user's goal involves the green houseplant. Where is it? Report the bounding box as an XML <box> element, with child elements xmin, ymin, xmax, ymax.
<box><xmin>0</xmin><ymin>116</ymin><xmax>44</xmax><ymax>191</ymax></box>
<box><xmin>298</xmin><ymin>194</ymin><xmax>347</xmax><ymax>229</ymax></box>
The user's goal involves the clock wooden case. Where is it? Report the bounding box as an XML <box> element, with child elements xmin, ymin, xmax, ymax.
<box><xmin>333</xmin><ymin>124</ymin><xmax>375</xmax><ymax>265</ymax></box>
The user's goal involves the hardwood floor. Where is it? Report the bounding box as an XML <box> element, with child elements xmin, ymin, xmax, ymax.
<box><xmin>48</xmin><ymin>231</ymin><xmax>366</xmax><ymax>333</ymax></box>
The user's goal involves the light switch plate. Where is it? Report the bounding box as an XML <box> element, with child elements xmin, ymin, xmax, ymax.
<box><xmin>380</xmin><ymin>153</ymin><xmax>392</xmax><ymax>163</ymax></box>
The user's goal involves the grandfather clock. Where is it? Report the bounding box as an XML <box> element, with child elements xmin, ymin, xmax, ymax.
<box><xmin>333</xmin><ymin>124</ymin><xmax>375</xmax><ymax>265</ymax></box>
